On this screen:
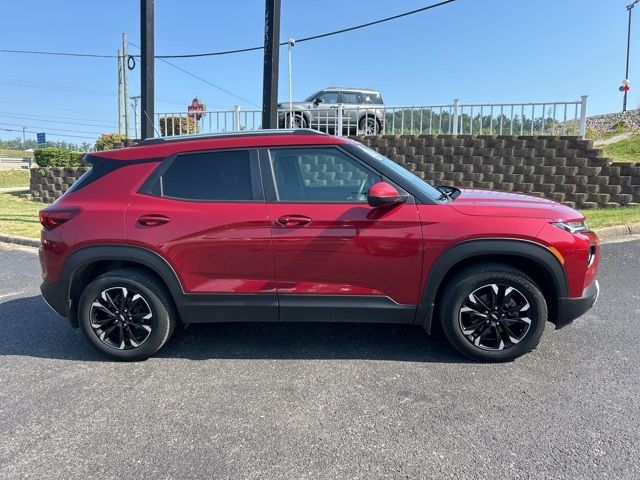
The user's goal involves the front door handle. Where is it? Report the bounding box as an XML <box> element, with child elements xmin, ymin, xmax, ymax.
<box><xmin>137</xmin><ymin>214</ymin><xmax>170</xmax><ymax>227</ymax></box>
<box><xmin>276</xmin><ymin>215</ymin><xmax>312</xmax><ymax>227</ymax></box>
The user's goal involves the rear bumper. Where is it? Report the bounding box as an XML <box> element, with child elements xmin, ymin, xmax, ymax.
<box><xmin>40</xmin><ymin>279</ymin><xmax>69</xmax><ymax>318</ymax></box>
<box><xmin>555</xmin><ymin>279</ymin><xmax>599</xmax><ymax>329</ymax></box>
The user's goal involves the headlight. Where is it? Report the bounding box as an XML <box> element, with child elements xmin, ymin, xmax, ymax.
<box><xmin>552</xmin><ymin>221</ymin><xmax>588</xmax><ymax>234</ymax></box>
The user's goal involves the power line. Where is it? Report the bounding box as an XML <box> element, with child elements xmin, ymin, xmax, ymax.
<box><xmin>0</xmin><ymin>48</ymin><xmax>116</xmax><ymax>58</ymax></box>
<box><xmin>159</xmin><ymin>0</ymin><xmax>456</xmax><ymax>58</ymax></box>
<box><xmin>0</xmin><ymin>122</ymin><xmax>103</xmax><ymax>136</ymax></box>
<box><xmin>0</xmin><ymin>111</ymin><xmax>116</xmax><ymax>125</ymax></box>
<box><xmin>0</xmin><ymin>114</ymin><xmax>115</xmax><ymax>128</ymax></box>
<box><xmin>0</xmin><ymin>1</ymin><xmax>457</xmax><ymax>60</ymax></box>
<box><xmin>0</xmin><ymin>127</ymin><xmax>96</xmax><ymax>140</ymax></box>
<box><xmin>128</xmin><ymin>42</ymin><xmax>261</xmax><ymax>107</ymax></box>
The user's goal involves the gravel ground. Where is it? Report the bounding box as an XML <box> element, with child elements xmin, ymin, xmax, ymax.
<box><xmin>0</xmin><ymin>239</ymin><xmax>638</xmax><ymax>480</ymax></box>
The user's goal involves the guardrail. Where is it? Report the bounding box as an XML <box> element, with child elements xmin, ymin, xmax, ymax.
<box><xmin>156</xmin><ymin>96</ymin><xmax>588</xmax><ymax>138</ymax></box>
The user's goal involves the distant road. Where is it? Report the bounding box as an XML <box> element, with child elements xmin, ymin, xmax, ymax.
<box><xmin>0</xmin><ymin>157</ymin><xmax>32</xmax><ymax>169</ymax></box>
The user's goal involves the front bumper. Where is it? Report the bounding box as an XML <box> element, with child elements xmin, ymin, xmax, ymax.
<box><xmin>555</xmin><ymin>279</ymin><xmax>600</xmax><ymax>329</ymax></box>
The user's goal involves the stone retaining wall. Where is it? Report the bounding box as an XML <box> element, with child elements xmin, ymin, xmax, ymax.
<box><xmin>30</xmin><ymin>135</ymin><xmax>640</xmax><ymax>208</ymax></box>
<box><xmin>353</xmin><ymin>134</ymin><xmax>640</xmax><ymax>209</ymax></box>
<box><xmin>30</xmin><ymin>167</ymin><xmax>89</xmax><ymax>203</ymax></box>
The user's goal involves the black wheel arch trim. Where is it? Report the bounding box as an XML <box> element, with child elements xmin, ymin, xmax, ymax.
<box><xmin>57</xmin><ymin>244</ymin><xmax>186</xmax><ymax>327</ymax></box>
<box><xmin>417</xmin><ymin>238</ymin><xmax>568</xmax><ymax>333</ymax></box>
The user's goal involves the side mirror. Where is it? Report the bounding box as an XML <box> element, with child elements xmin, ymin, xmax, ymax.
<box><xmin>367</xmin><ymin>182</ymin><xmax>408</xmax><ymax>208</ymax></box>
<box><xmin>313</xmin><ymin>97</ymin><xmax>323</xmax><ymax>105</ymax></box>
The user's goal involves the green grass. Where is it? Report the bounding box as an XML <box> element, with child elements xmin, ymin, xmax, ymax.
<box><xmin>583</xmin><ymin>206</ymin><xmax>640</xmax><ymax>229</ymax></box>
<box><xmin>0</xmin><ymin>193</ymin><xmax>44</xmax><ymax>238</ymax></box>
<box><xmin>0</xmin><ymin>170</ymin><xmax>30</xmax><ymax>188</ymax></box>
<box><xmin>0</xmin><ymin>148</ymin><xmax>33</xmax><ymax>159</ymax></box>
<box><xmin>601</xmin><ymin>134</ymin><xmax>640</xmax><ymax>163</ymax></box>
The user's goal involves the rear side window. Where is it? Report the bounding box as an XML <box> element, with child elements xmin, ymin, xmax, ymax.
<box><xmin>359</xmin><ymin>92</ymin><xmax>383</xmax><ymax>105</ymax></box>
<box><xmin>65</xmin><ymin>155</ymin><xmax>118</xmax><ymax>194</ymax></box>
<box><xmin>155</xmin><ymin>150</ymin><xmax>253</xmax><ymax>201</ymax></box>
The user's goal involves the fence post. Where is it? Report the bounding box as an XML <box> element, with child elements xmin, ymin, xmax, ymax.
<box><xmin>337</xmin><ymin>103</ymin><xmax>344</xmax><ymax>136</ymax></box>
<box><xmin>234</xmin><ymin>105</ymin><xmax>241</xmax><ymax>131</ymax></box>
<box><xmin>452</xmin><ymin>99</ymin><xmax>460</xmax><ymax>135</ymax></box>
<box><xmin>579</xmin><ymin>95</ymin><xmax>588</xmax><ymax>138</ymax></box>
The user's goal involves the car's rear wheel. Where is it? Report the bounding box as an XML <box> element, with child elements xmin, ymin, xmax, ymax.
<box><xmin>359</xmin><ymin>116</ymin><xmax>380</xmax><ymax>135</ymax></box>
<box><xmin>77</xmin><ymin>268</ymin><xmax>176</xmax><ymax>361</ymax></box>
<box><xmin>439</xmin><ymin>264</ymin><xmax>547</xmax><ymax>362</ymax></box>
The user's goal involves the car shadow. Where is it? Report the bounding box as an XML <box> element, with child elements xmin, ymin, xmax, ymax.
<box><xmin>0</xmin><ymin>295</ymin><xmax>468</xmax><ymax>363</ymax></box>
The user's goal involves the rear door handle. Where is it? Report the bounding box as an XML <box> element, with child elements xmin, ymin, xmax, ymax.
<box><xmin>276</xmin><ymin>215</ymin><xmax>312</xmax><ymax>227</ymax></box>
<box><xmin>137</xmin><ymin>214</ymin><xmax>170</xmax><ymax>227</ymax></box>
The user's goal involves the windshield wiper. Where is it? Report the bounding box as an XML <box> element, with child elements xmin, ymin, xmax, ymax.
<box><xmin>435</xmin><ymin>185</ymin><xmax>461</xmax><ymax>201</ymax></box>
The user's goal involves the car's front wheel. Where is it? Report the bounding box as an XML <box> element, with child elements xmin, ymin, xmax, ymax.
<box><xmin>359</xmin><ymin>116</ymin><xmax>380</xmax><ymax>136</ymax></box>
<box><xmin>77</xmin><ymin>268</ymin><xmax>176</xmax><ymax>361</ymax></box>
<box><xmin>439</xmin><ymin>264</ymin><xmax>547</xmax><ymax>362</ymax></box>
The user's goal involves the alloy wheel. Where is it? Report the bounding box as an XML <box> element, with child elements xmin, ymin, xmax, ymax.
<box><xmin>89</xmin><ymin>287</ymin><xmax>154</xmax><ymax>350</ymax></box>
<box><xmin>361</xmin><ymin>118</ymin><xmax>377</xmax><ymax>135</ymax></box>
<box><xmin>458</xmin><ymin>283</ymin><xmax>532</xmax><ymax>351</ymax></box>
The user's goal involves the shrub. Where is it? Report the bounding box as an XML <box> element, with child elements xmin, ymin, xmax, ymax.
<box><xmin>34</xmin><ymin>147</ymin><xmax>83</xmax><ymax>168</ymax></box>
<box><xmin>95</xmin><ymin>133</ymin><xmax>126</xmax><ymax>151</ymax></box>
<box><xmin>159</xmin><ymin>116</ymin><xmax>199</xmax><ymax>136</ymax></box>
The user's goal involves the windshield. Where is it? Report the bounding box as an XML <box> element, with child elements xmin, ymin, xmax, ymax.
<box><xmin>350</xmin><ymin>144</ymin><xmax>446</xmax><ymax>202</ymax></box>
<box><xmin>304</xmin><ymin>91</ymin><xmax>321</xmax><ymax>102</ymax></box>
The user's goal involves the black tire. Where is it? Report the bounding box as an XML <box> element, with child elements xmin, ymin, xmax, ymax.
<box><xmin>286</xmin><ymin>113</ymin><xmax>306</xmax><ymax>129</ymax></box>
<box><xmin>359</xmin><ymin>116</ymin><xmax>380</xmax><ymax>136</ymax></box>
<box><xmin>77</xmin><ymin>268</ymin><xmax>176</xmax><ymax>361</ymax></box>
<box><xmin>439</xmin><ymin>263</ymin><xmax>547</xmax><ymax>362</ymax></box>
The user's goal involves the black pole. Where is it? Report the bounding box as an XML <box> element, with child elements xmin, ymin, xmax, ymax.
<box><xmin>141</xmin><ymin>0</ymin><xmax>155</xmax><ymax>139</ymax></box>
<box><xmin>261</xmin><ymin>0</ymin><xmax>281</xmax><ymax>129</ymax></box>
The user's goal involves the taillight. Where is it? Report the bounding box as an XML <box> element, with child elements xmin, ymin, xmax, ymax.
<box><xmin>39</xmin><ymin>207</ymin><xmax>82</xmax><ymax>230</ymax></box>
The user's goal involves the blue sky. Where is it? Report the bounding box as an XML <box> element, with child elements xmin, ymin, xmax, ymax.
<box><xmin>0</xmin><ymin>0</ymin><xmax>638</xmax><ymax>144</ymax></box>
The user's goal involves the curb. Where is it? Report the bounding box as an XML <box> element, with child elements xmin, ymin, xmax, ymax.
<box><xmin>0</xmin><ymin>234</ymin><xmax>40</xmax><ymax>248</ymax></box>
<box><xmin>1</xmin><ymin>223</ymin><xmax>639</xmax><ymax>250</ymax></box>
<box><xmin>593</xmin><ymin>222</ymin><xmax>640</xmax><ymax>240</ymax></box>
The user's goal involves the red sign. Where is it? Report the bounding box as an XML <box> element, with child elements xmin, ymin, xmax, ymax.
<box><xmin>187</xmin><ymin>97</ymin><xmax>206</xmax><ymax>120</ymax></box>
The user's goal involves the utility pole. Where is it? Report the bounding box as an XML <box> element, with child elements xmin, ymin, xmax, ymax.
<box><xmin>131</xmin><ymin>95</ymin><xmax>141</xmax><ymax>139</ymax></box>
<box><xmin>22</xmin><ymin>126</ymin><xmax>26</xmax><ymax>148</ymax></box>
<box><xmin>623</xmin><ymin>1</ymin><xmax>639</xmax><ymax>112</ymax></box>
<box><xmin>261</xmin><ymin>0</ymin><xmax>281</xmax><ymax>129</ymax></box>
<box><xmin>122</xmin><ymin>33</ymin><xmax>130</xmax><ymax>138</ymax></box>
<box><xmin>140</xmin><ymin>0</ymin><xmax>155</xmax><ymax>140</ymax></box>
<box><xmin>117</xmin><ymin>48</ymin><xmax>123</xmax><ymax>135</ymax></box>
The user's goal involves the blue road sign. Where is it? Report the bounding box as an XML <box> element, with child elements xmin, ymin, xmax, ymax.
<box><xmin>37</xmin><ymin>132</ymin><xmax>46</xmax><ymax>147</ymax></box>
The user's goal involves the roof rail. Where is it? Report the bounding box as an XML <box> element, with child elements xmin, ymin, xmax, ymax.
<box><xmin>134</xmin><ymin>129</ymin><xmax>327</xmax><ymax>146</ymax></box>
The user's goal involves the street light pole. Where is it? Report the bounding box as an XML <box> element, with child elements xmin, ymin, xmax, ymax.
<box><xmin>287</xmin><ymin>38</ymin><xmax>295</xmax><ymax>128</ymax></box>
<box><xmin>624</xmin><ymin>0</ymin><xmax>639</xmax><ymax>112</ymax></box>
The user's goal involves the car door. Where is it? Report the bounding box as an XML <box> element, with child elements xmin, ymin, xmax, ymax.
<box><xmin>310</xmin><ymin>91</ymin><xmax>339</xmax><ymax>132</ymax></box>
<box><xmin>260</xmin><ymin>146</ymin><xmax>424</xmax><ymax>323</ymax></box>
<box><xmin>339</xmin><ymin>91</ymin><xmax>360</xmax><ymax>132</ymax></box>
<box><xmin>125</xmin><ymin>148</ymin><xmax>277</xmax><ymax>322</ymax></box>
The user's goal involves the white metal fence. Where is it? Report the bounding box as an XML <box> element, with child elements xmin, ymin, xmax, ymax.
<box><xmin>156</xmin><ymin>96</ymin><xmax>588</xmax><ymax>138</ymax></box>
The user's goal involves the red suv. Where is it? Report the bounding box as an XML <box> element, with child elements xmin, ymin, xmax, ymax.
<box><xmin>38</xmin><ymin>130</ymin><xmax>600</xmax><ymax>362</ymax></box>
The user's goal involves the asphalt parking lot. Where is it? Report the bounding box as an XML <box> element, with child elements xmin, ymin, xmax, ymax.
<box><xmin>0</xmin><ymin>238</ymin><xmax>639</xmax><ymax>480</ymax></box>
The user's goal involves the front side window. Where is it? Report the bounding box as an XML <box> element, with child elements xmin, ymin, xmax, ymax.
<box><xmin>157</xmin><ymin>150</ymin><xmax>253</xmax><ymax>201</ymax></box>
<box><xmin>317</xmin><ymin>92</ymin><xmax>339</xmax><ymax>104</ymax></box>
<box><xmin>269</xmin><ymin>148</ymin><xmax>380</xmax><ymax>203</ymax></box>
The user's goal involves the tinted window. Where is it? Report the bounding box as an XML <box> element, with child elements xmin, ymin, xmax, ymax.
<box><xmin>360</xmin><ymin>92</ymin><xmax>383</xmax><ymax>105</ymax></box>
<box><xmin>340</xmin><ymin>92</ymin><xmax>359</xmax><ymax>104</ymax></box>
<box><xmin>270</xmin><ymin>148</ymin><xmax>380</xmax><ymax>202</ymax></box>
<box><xmin>160</xmin><ymin>150</ymin><xmax>253</xmax><ymax>201</ymax></box>
<box><xmin>318</xmin><ymin>92</ymin><xmax>339</xmax><ymax>104</ymax></box>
